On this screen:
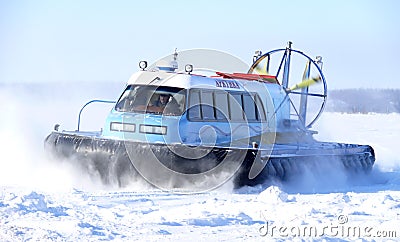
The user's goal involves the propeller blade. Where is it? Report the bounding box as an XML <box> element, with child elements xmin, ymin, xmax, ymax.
<box><xmin>254</xmin><ymin>63</ymin><xmax>269</xmax><ymax>75</ymax></box>
<box><xmin>288</xmin><ymin>76</ymin><xmax>321</xmax><ymax>91</ymax></box>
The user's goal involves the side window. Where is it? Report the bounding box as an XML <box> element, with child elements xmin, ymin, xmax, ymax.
<box><xmin>215</xmin><ymin>92</ymin><xmax>229</xmax><ymax>121</ymax></box>
<box><xmin>255</xmin><ymin>95</ymin><xmax>266</xmax><ymax>120</ymax></box>
<box><xmin>229</xmin><ymin>93</ymin><xmax>244</xmax><ymax>121</ymax></box>
<box><xmin>242</xmin><ymin>94</ymin><xmax>257</xmax><ymax>121</ymax></box>
<box><xmin>188</xmin><ymin>90</ymin><xmax>201</xmax><ymax>119</ymax></box>
<box><xmin>201</xmin><ymin>91</ymin><xmax>215</xmax><ymax>120</ymax></box>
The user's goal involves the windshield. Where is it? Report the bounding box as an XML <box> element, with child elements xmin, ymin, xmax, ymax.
<box><xmin>115</xmin><ymin>85</ymin><xmax>186</xmax><ymax>116</ymax></box>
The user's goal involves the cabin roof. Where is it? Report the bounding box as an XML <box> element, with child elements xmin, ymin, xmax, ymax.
<box><xmin>126</xmin><ymin>70</ymin><xmax>280</xmax><ymax>91</ymax></box>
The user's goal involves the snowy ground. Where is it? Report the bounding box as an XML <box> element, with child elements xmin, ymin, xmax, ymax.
<box><xmin>0</xmin><ymin>84</ymin><xmax>399</xmax><ymax>241</ymax></box>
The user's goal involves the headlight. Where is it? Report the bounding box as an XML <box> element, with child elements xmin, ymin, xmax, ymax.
<box><xmin>110</xmin><ymin>122</ymin><xmax>136</xmax><ymax>132</ymax></box>
<box><xmin>139</xmin><ymin>124</ymin><xmax>167</xmax><ymax>135</ymax></box>
<box><xmin>185</xmin><ymin>64</ymin><xmax>193</xmax><ymax>74</ymax></box>
<box><xmin>139</xmin><ymin>60</ymin><xmax>147</xmax><ymax>70</ymax></box>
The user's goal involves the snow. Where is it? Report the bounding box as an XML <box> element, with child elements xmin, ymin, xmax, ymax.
<box><xmin>1</xmin><ymin>84</ymin><xmax>400</xmax><ymax>241</ymax></box>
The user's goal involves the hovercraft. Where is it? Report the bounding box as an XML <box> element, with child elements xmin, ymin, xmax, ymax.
<box><xmin>45</xmin><ymin>43</ymin><xmax>375</xmax><ymax>191</ymax></box>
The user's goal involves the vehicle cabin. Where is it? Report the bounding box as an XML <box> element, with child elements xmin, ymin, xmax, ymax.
<box><xmin>102</xmin><ymin>70</ymin><xmax>290</xmax><ymax>147</ymax></box>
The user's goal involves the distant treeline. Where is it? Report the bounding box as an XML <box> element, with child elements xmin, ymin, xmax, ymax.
<box><xmin>326</xmin><ymin>89</ymin><xmax>400</xmax><ymax>113</ymax></box>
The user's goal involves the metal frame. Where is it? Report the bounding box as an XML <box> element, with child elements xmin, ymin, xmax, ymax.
<box><xmin>77</xmin><ymin>99</ymin><xmax>116</xmax><ymax>131</ymax></box>
<box><xmin>248</xmin><ymin>44</ymin><xmax>327</xmax><ymax>128</ymax></box>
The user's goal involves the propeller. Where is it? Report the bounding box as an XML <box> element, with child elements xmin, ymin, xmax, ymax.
<box><xmin>288</xmin><ymin>76</ymin><xmax>322</xmax><ymax>91</ymax></box>
<box><xmin>253</xmin><ymin>55</ymin><xmax>322</xmax><ymax>92</ymax></box>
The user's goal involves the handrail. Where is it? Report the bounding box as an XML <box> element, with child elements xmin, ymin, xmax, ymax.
<box><xmin>77</xmin><ymin>99</ymin><xmax>116</xmax><ymax>131</ymax></box>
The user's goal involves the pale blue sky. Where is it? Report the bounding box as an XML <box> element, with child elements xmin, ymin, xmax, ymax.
<box><xmin>1</xmin><ymin>0</ymin><xmax>399</xmax><ymax>89</ymax></box>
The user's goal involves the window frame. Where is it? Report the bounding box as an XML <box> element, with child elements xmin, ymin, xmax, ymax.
<box><xmin>114</xmin><ymin>85</ymin><xmax>186</xmax><ymax>116</ymax></box>
<box><xmin>187</xmin><ymin>88</ymin><xmax>266</xmax><ymax>123</ymax></box>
